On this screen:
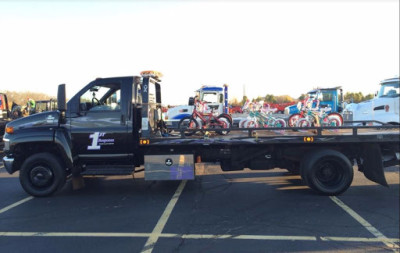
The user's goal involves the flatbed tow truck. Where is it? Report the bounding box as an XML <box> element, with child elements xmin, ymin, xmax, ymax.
<box><xmin>2</xmin><ymin>71</ymin><xmax>399</xmax><ymax>197</ymax></box>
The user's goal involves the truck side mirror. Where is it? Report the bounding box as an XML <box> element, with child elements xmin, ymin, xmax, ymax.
<box><xmin>58</xmin><ymin>84</ymin><xmax>66</xmax><ymax>111</ymax></box>
<box><xmin>57</xmin><ymin>84</ymin><xmax>67</xmax><ymax>124</ymax></box>
<box><xmin>188</xmin><ymin>97</ymin><xmax>194</xmax><ymax>106</ymax></box>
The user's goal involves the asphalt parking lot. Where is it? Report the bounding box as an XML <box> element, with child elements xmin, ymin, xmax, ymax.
<box><xmin>0</xmin><ymin>158</ymin><xmax>399</xmax><ymax>253</ymax></box>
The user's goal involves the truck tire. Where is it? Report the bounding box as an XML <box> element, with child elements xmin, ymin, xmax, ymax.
<box><xmin>19</xmin><ymin>152</ymin><xmax>67</xmax><ymax>197</ymax></box>
<box><xmin>300</xmin><ymin>149</ymin><xmax>353</xmax><ymax>195</ymax></box>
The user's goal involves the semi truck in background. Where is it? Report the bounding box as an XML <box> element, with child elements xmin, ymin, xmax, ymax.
<box><xmin>284</xmin><ymin>87</ymin><xmax>344</xmax><ymax>115</ymax></box>
<box><xmin>164</xmin><ymin>85</ymin><xmax>229</xmax><ymax>128</ymax></box>
<box><xmin>344</xmin><ymin>77</ymin><xmax>399</xmax><ymax>125</ymax></box>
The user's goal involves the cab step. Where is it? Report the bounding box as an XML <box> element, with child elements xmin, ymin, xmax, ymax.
<box><xmin>81</xmin><ymin>165</ymin><xmax>135</xmax><ymax>175</ymax></box>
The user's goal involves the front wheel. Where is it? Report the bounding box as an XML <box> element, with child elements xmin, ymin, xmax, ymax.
<box><xmin>288</xmin><ymin>113</ymin><xmax>303</xmax><ymax>127</ymax></box>
<box><xmin>19</xmin><ymin>152</ymin><xmax>67</xmax><ymax>197</ymax></box>
<box><xmin>296</xmin><ymin>118</ymin><xmax>312</xmax><ymax>127</ymax></box>
<box><xmin>178</xmin><ymin>116</ymin><xmax>199</xmax><ymax>136</ymax></box>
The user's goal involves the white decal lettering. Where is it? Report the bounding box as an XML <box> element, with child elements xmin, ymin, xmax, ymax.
<box><xmin>88</xmin><ymin>132</ymin><xmax>114</xmax><ymax>150</ymax></box>
<box><xmin>88</xmin><ymin>132</ymin><xmax>102</xmax><ymax>150</ymax></box>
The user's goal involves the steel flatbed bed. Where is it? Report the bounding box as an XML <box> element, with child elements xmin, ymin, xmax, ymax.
<box><xmin>147</xmin><ymin>125</ymin><xmax>400</xmax><ymax>146</ymax></box>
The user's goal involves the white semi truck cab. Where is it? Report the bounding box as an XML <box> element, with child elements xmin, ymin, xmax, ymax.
<box><xmin>165</xmin><ymin>85</ymin><xmax>229</xmax><ymax>128</ymax></box>
<box><xmin>345</xmin><ymin>77</ymin><xmax>399</xmax><ymax>125</ymax></box>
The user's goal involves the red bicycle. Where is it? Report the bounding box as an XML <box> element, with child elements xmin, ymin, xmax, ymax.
<box><xmin>178</xmin><ymin>100</ymin><xmax>232</xmax><ymax>136</ymax></box>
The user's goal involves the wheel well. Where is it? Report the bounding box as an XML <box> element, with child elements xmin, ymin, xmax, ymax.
<box><xmin>14</xmin><ymin>142</ymin><xmax>68</xmax><ymax>172</ymax></box>
<box><xmin>281</xmin><ymin>145</ymin><xmax>357</xmax><ymax>164</ymax></box>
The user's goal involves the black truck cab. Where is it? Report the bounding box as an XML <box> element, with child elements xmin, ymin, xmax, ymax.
<box><xmin>65</xmin><ymin>74</ymin><xmax>163</xmax><ymax>166</ymax></box>
<box><xmin>2</xmin><ymin>72</ymin><xmax>165</xmax><ymax>196</ymax></box>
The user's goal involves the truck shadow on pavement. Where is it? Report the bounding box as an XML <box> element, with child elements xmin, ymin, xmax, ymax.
<box><xmin>52</xmin><ymin>169</ymin><xmax>398</xmax><ymax>198</ymax></box>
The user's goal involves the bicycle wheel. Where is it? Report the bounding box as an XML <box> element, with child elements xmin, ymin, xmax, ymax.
<box><xmin>274</xmin><ymin>118</ymin><xmax>286</xmax><ymax>128</ymax></box>
<box><xmin>327</xmin><ymin>113</ymin><xmax>343</xmax><ymax>126</ymax></box>
<box><xmin>297</xmin><ymin>118</ymin><xmax>312</xmax><ymax>127</ymax></box>
<box><xmin>288</xmin><ymin>113</ymin><xmax>303</xmax><ymax>127</ymax></box>
<box><xmin>178</xmin><ymin>116</ymin><xmax>199</xmax><ymax>136</ymax></box>
<box><xmin>246</xmin><ymin>120</ymin><xmax>259</xmax><ymax>128</ymax></box>
<box><xmin>216</xmin><ymin>115</ymin><xmax>231</xmax><ymax>135</ymax></box>
<box><xmin>239</xmin><ymin>118</ymin><xmax>248</xmax><ymax>128</ymax></box>
<box><xmin>327</xmin><ymin>117</ymin><xmax>341</xmax><ymax>127</ymax></box>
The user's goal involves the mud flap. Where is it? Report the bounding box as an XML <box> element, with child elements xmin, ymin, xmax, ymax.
<box><xmin>360</xmin><ymin>144</ymin><xmax>388</xmax><ymax>187</ymax></box>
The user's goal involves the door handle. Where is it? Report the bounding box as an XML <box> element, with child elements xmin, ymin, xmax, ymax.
<box><xmin>121</xmin><ymin>114</ymin><xmax>126</xmax><ymax>125</ymax></box>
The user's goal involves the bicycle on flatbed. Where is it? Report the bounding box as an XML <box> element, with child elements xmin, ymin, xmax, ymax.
<box><xmin>178</xmin><ymin>99</ymin><xmax>232</xmax><ymax>136</ymax></box>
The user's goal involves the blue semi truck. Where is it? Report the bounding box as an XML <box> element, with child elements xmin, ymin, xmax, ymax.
<box><xmin>284</xmin><ymin>87</ymin><xmax>344</xmax><ymax>115</ymax></box>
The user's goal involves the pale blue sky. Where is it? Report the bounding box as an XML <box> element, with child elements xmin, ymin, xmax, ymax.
<box><xmin>0</xmin><ymin>0</ymin><xmax>398</xmax><ymax>105</ymax></box>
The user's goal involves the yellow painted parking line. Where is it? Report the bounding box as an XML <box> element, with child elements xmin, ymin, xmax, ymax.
<box><xmin>330</xmin><ymin>196</ymin><xmax>399</xmax><ymax>251</ymax></box>
<box><xmin>1</xmin><ymin>231</ymin><xmax>399</xmax><ymax>245</ymax></box>
<box><xmin>0</xmin><ymin>196</ymin><xmax>34</xmax><ymax>214</ymax></box>
<box><xmin>173</xmin><ymin>234</ymin><xmax>317</xmax><ymax>241</ymax></box>
<box><xmin>321</xmin><ymin>236</ymin><xmax>400</xmax><ymax>243</ymax></box>
<box><xmin>0</xmin><ymin>232</ymin><xmax>151</xmax><ymax>237</ymax></box>
<box><xmin>141</xmin><ymin>180</ymin><xmax>187</xmax><ymax>253</ymax></box>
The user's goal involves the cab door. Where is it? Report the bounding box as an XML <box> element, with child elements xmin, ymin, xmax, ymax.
<box><xmin>69</xmin><ymin>78</ymin><xmax>131</xmax><ymax>163</ymax></box>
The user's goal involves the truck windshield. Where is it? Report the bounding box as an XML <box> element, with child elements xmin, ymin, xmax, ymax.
<box><xmin>321</xmin><ymin>91</ymin><xmax>333</xmax><ymax>102</ymax></box>
<box><xmin>378</xmin><ymin>82</ymin><xmax>399</xmax><ymax>98</ymax></box>
<box><xmin>201</xmin><ymin>93</ymin><xmax>218</xmax><ymax>103</ymax></box>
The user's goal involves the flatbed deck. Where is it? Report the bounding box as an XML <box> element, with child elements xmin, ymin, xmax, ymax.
<box><xmin>148</xmin><ymin>125</ymin><xmax>400</xmax><ymax>145</ymax></box>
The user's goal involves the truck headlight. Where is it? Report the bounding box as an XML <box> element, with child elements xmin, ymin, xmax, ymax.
<box><xmin>3</xmin><ymin>138</ymin><xmax>10</xmax><ymax>151</ymax></box>
<box><xmin>284</xmin><ymin>108</ymin><xmax>289</xmax><ymax>115</ymax></box>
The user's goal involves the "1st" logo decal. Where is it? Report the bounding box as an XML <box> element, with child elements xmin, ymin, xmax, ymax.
<box><xmin>88</xmin><ymin>132</ymin><xmax>105</xmax><ymax>150</ymax></box>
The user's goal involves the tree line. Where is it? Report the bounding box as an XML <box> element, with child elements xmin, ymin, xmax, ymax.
<box><xmin>2</xmin><ymin>90</ymin><xmax>55</xmax><ymax>109</ymax></box>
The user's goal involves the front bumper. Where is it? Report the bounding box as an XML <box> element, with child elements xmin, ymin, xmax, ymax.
<box><xmin>2</xmin><ymin>156</ymin><xmax>15</xmax><ymax>174</ymax></box>
<box><xmin>165</xmin><ymin>120</ymin><xmax>180</xmax><ymax>129</ymax></box>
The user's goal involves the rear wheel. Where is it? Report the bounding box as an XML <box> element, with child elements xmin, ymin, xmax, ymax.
<box><xmin>327</xmin><ymin>113</ymin><xmax>343</xmax><ymax>126</ymax></box>
<box><xmin>288</xmin><ymin>113</ymin><xmax>302</xmax><ymax>127</ymax></box>
<box><xmin>300</xmin><ymin>149</ymin><xmax>353</xmax><ymax>195</ymax></box>
<box><xmin>274</xmin><ymin>118</ymin><xmax>286</xmax><ymax>127</ymax></box>
<box><xmin>239</xmin><ymin>118</ymin><xmax>248</xmax><ymax>128</ymax></box>
<box><xmin>19</xmin><ymin>152</ymin><xmax>67</xmax><ymax>197</ymax></box>
<box><xmin>328</xmin><ymin>117</ymin><xmax>341</xmax><ymax>127</ymax></box>
<box><xmin>178</xmin><ymin>116</ymin><xmax>199</xmax><ymax>136</ymax></box>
